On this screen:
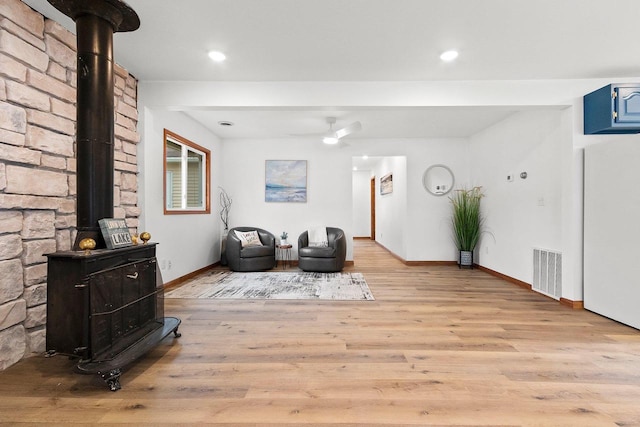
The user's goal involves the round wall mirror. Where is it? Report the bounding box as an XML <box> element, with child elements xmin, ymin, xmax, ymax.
<box><xmin>422</xmin><ymin>164</ymin><xmax>455</xmax><ymax>196</ymax></box>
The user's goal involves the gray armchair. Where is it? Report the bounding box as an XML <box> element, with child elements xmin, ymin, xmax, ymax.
<box><xmin>226</xmin><ymin>227</ymin><xmax>276</xmax><ymax>272</ymax></box>
<box><xmin>298</xmin><ymin>227</ymin><xmax>346</xmax><ymax>272</ymax></box>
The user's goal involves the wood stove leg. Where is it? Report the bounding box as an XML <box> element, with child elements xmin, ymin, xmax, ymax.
<box><xmin>99</xmin><ymin>369</ymin><xmax>122</xmax><ymax>391</ymax></box>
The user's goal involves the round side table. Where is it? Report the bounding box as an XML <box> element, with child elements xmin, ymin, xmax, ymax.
<box><xmin>276</xmin><ymin>244</ymin><xmax>293</xmax><ymax>269</ymax></box>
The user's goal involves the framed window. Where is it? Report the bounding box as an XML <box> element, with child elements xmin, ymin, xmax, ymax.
<box><xmin>163</xmin><ymin>129</ymin><xmax>211</xmax><ymax>214</ymax></box>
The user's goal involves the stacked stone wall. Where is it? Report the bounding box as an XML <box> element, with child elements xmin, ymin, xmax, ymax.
<box><xmin>0</xmin><ymin>0</ymin><xmax>140</xmax><ymax>370</ymax></box>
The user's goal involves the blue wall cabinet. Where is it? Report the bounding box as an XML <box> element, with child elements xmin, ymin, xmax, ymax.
<box><xmin>584</xmin><ymin>84</ymin><xmax>640</xmax><ymax>134</ymax></box>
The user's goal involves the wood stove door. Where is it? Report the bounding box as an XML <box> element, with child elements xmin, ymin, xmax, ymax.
<box><xmin>89</xmin><ymin>257</ymin><xmax>159</xmax><ymax>360</ymax></box>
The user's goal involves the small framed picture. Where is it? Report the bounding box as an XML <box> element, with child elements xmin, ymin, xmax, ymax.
<box><xmin>380</xmin><ymin>173</ymin><xmax>393</xmax><ymax>195</ymax></box>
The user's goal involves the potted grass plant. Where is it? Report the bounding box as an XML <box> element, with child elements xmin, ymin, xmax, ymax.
<box><xmin>280</xmin><ymin>231</ymin><xmax>289</xmax><ymax>245</ymax></box>
<box><xmin>450</xmin><ymin>186</ymin><xmax>485</xmax><ymax>268</ymax></box>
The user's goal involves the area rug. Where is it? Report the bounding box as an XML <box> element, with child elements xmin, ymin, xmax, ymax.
<box><xmin>164</xmin><ymin>271</ymin><xmax>374</xmax><ymax>301</ymax></box>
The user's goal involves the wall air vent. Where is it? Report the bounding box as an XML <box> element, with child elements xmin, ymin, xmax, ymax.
<box><xmin>533</xmin><ymin>248</ymin><xmax>562</xmax><ymax>300</ymax></box>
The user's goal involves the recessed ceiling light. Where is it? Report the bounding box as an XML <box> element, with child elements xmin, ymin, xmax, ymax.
<box><xmin>353</xmin><ymin>166</ymin><xmax>358</xmax><ymax>171</ymax></box>
<box><xmin>218</xmin><ymin>120</ymin><xmax>234</xmax><ymax>127</ymax></box>
<box><xmin>362</xmin><ymin>155</ymin><xmax>368</xmax><ymax>160</ymax></box>
<box><xmin>440</xmin><ymin>50</ymin><xmax>459</xmax><ymax>62</ymax></box>
<box><xmin>208</xmin><ymin>50</ymin><xmax>226</xmax><ymax>62</ymax></box>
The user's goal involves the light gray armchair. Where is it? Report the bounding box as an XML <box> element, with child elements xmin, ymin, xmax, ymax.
<box><xmin>226</xmin><ymin>227</ymin><xmax>276</xmax><ymax>272</ymax></box>
<box><xmin>298</xmin><ymin>227</ymin><xmax>346</xmax><ymax>272</ymax></box>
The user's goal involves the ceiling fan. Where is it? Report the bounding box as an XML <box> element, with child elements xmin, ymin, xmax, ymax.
<box><xmin>321</xmin><ymin>117</ymin><xmax>362</xmax><ymax>145</ymax></box>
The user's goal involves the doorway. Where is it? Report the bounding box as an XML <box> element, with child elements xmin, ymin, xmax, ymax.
<box><xmin>370</xmin><ymin>177</ymin><xmax>375</xmax><ymax>240</ymax></box>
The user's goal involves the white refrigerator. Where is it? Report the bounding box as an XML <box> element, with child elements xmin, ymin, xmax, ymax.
<box><xmin>584</xmin><ymin>138</ymin><xmax>640</xmax><ymax>330</ymax></box>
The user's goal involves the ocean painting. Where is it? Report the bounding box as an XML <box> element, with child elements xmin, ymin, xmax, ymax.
<box><xmin>265</xmin><ymin>160</ymin><xmax>307</xmax><ymax>203</ymax></box>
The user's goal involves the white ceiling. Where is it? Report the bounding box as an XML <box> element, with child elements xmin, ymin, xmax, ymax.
<box><xmin>23</xmin><ymin>0</ymin><xmax>640</xmax><ymax>140</ymax></box>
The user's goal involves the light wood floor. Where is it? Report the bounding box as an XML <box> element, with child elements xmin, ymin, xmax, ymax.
<box><xmin>1</xmin><ymin>240</ymin><xmax>640</xmax><ymax>426</ymax></box>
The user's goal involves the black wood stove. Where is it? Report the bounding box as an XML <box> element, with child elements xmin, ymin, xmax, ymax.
<box><xmin>45</xmin><ymin>0</ymin><xmax>180</xmax><ymax>391</ymax></box>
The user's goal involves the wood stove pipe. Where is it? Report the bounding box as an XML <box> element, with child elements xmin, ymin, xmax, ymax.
<box><xmin>47</xmin><ymin>0</ymin><xmax>139</xmax><ymax>250</ymax></box>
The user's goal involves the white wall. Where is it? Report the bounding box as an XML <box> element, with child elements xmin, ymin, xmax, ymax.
<box><xmin>328</xmin><ymin>139</ymin><xmax>471</xmax><ymax>262</ymax></box>
<box><xmin>138</xmin><ymin>109</ymin><xmax>224</xmax><ymax>282</ymax></box>
<box><xmin>374</xmin><ymin>157</ymin><xmax>407</xmax><ymax>258</ymax></box>
<box><xmin>221</xmin><ymin>138</ymin><xmax>354</xmax><ymax>260</ymax></box>
<box><xmin>404</xmin><ymin>139</ymin><xmax>470</xmax><ymax>261</ymax></box>
<box><xmin>338</xmin><ymin>138</ymin><xmax>470</xmax><ymax>262</ymax></box>
<box><xmin>220</xmin><ymin>138</ymin><xmax>471</xmax><ymax>264</ymax></box>
<box><xmin>136</xmin><ymin>115</ymin><xmax>472</xmax><ymax>274</ymax></box>
<box><xmin>352</xmin><ymin>170</ymin><xmax>372</xmax><ymax>238</ymax></box>
<box><xmin>469</xmin><ymin>110</ymin><xmax>565</xmax><ymax>285</ymax></box>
